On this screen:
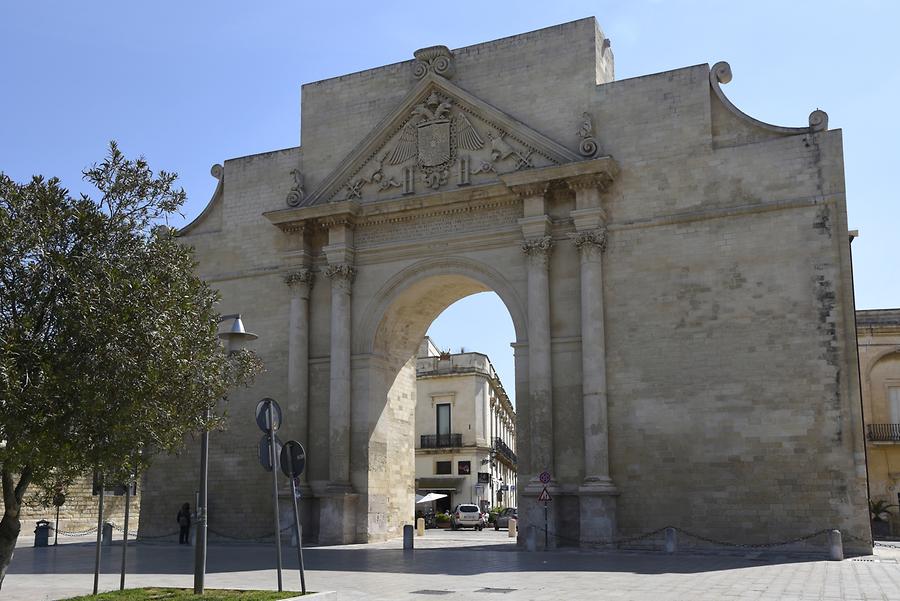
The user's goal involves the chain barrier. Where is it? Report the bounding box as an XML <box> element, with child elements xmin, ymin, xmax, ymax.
<box><xmin>542</xmin><ymin>526</ymin><xmax>668</xmax><ymax>548</ymax></box>
<box><xmin>207</xmin><ymin>524</ymin><xmax>295</xmax><ymax>542</ymax></box>
<box><xmin>843</xmin><ymin>532</ymin><xmax>898</xmax><ymax>549</ymax></box>
<box><xmin>52</xmin><ymin>526</ymin><xmax>98</xmax><ymax>537</ymax></box>
<box><xmin>540</xmin><ymin>525</ymin><xmax>836</xmax><ymax>550</ymax></box>
<box><xmin>673</xmin><ymin>527</ymin><xmax>831</xmax><ymax>549</ymax></box>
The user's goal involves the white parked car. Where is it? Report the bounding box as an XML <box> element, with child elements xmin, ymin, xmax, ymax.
<box><xmin>450</xmin><ymin>504</ymin><xmax>484</xmax><ymax>530</ymax></box>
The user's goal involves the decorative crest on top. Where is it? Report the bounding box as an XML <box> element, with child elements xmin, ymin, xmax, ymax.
<box><xmin>413</xmin><ymin>45</ymin><xmax>454</xmax><ymax>79</ymax></box>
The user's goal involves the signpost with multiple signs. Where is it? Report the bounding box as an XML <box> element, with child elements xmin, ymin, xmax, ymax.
<box><xmin>537</xmin><ymin>471</ymin><xmax>552</xmax><ymax>550</ymax></box>
<box><xmin>256</xmin><ymin>398</ymin><xmax>284</xmax><ymax>592</ymax></box>
<box><xmin>256</xmin><ymin>398</ymin><xmax>308</xmax><ymax>595</ymax></box>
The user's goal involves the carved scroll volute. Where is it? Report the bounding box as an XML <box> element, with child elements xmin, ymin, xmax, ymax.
<box><xmin>577</xmin><ymin>112</ymin><xmax>600</xmax><ymax>158</ymax></box>
<box><xmin>286</xmin><ymin>169</ymin><xmax>305</xmax><ymax>207</ymax></box>
<box><xmin>412</xmin><ymin>45</ymin><xmax>455</xmax><ymax>79</ymax></box>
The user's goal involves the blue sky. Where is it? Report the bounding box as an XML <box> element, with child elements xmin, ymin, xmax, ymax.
<box><xmin>3</xmin><ymin>1</ymin><xmax>898</xmax><ymax>400</ymax></box>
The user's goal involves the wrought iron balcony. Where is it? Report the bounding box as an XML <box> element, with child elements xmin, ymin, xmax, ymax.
<box><xmin>494</xmin><ymin>437</ymin><xmax>517</xmax><ymax>465</ymax></box>
<box><xmin>420</xmin><ymin>433</ymin><xmax>462</xmax><ymax>449</ymax></box>
<box><xmin>867</xmin><ymin>424</ymin><xmax>900</xmax><ymax>442</ymax></box>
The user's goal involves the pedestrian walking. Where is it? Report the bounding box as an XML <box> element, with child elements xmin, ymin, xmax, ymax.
<box><xmin>177</xmin><ymin>502</ymin><xmax>191</xmax><ymax>544</ymax></box>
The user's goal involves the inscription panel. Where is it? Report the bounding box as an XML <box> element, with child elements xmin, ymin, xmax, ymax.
<box><xmin>355</xmin><ymin>201</ymin><xmax>520</xmax><ymax>247</ymax></box>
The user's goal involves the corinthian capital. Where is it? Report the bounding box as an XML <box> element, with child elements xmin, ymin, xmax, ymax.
<box><xmin>572</xmin><ymin>228</ymin><xmax>608</xmax><ymax>256</ymax></box>
<box><xmin>325</xmin><ymin>263</ymin><xmax>355</xmax><ymax>293</ymax></box>
<box><xmin>285</xmin><ymin>269</ymin><xmax>314</xmax><ymax>297</ymax></box>
<box><xmin>522</xmin><ymin>236</ymin><xmax>554</xmax><ymax>269</ymax></box>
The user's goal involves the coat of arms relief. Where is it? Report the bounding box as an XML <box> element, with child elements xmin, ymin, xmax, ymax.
<box><xmin>338</xmin><ymin>90</ymin><xmax>557</xmax><ymax>202</ymax></box>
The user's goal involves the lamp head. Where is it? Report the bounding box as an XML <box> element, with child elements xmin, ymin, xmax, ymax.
<box><xmin>218</xmin><ymin>315</ymin><xmax>258</xmax><ymax>350</ymax></box>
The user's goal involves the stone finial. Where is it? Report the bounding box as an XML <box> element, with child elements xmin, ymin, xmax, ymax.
<box><xmin>412</xmin><ymin>45</ymin><xmax>454</xmax><ymax>79</ymax></box>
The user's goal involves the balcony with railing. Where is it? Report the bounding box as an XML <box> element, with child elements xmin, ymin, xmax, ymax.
<box><xmin>420</xmin><ymin>433</ymin><xmax>463</xmax><ymax>449</ymax></box>
<box><xmin>494</xmin><ymin>436</ymin><xmax>517</xmax><ymax>465</ymax></box>
<box><xmin>867</xmin><ymin>424</ymin><xmax>900</xmax><ymax>442</ymax></box>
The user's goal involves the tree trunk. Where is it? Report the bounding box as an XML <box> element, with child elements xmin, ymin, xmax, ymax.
<box><xmin>0</xmin><ymin>506</ymin><xmax>21</xmax><ymax>590</ymax></box>
<box><xmin>0</xmin><ymin>466</ymin><xmax>31</xmax><ymax>591</ymax></box>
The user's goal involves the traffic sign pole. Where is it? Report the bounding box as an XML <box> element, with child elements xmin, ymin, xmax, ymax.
<box><xmin>543</xmin><ymin>500</ymin><xmax>548</xmax><ymax>550</ymax></box>
<box><xmin>290</xmin><ymin>475</ymin><xmax>307</xmax><ymax>594</ymax></box>
<box><xmin>267</xmin><ymin>401</ymin><xmax>284</xmax><ymax>592</ymax></box>
<box><xmin>280</xmin><ymin>440</ymin><xmax>307</xmax><ymax>594</ymax></box>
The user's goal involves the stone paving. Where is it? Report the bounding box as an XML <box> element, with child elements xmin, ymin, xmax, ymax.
<box><xmin>4</xmin><ymin>529</ymin><xmax>900</xmax><ymax>600</ymax></box>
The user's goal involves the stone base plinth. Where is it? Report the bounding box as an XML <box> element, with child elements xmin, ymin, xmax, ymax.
<box><xmin>578</xmin><ymin>486</ymin><xmax>617</xmax><ymax>547</ymax></box>
<box><xmin>519</xmin><ymin>480</ymin><xmax>560</xmax><ymax>549</ymax></box>
<box><xmin>317</xmin><ymin>491</ymin><xmax>358</xmax><ymax>545</ymax></box>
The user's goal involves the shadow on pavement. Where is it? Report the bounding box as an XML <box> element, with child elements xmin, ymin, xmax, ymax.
<box><xmin>7</xmin><ymin>539</ymin><xmax>827</xmax><ymax>578</ymax></box>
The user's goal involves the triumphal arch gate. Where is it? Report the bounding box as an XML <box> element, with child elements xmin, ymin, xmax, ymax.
<box><xmin>142</xmin><ymin>19</ymin><xmax>870</xmax><ymax>552</ymax></box>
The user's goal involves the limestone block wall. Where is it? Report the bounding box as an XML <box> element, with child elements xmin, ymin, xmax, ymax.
<box><xmin>4</xmin><ymin>477</ymin><xmax>140</xmax><ymax>536</ymax></box>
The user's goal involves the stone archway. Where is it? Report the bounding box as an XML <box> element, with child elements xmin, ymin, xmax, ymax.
<box><xmin>150</xmin><ymin>21</ymin><xmax>870</xmax><ymax>555</ymax></box>
<box><xmin>349</xmin><ymin>260</ymin><xmax>526</xmax><ymax>542</ymax></box>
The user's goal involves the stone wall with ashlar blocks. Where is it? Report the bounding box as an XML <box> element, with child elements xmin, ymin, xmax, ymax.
<box><xmin>138</xmin><ymin>16</ymin><xmax>869</xmax><ymax>553</ymax></box>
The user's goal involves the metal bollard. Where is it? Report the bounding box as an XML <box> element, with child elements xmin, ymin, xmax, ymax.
<box><xmin>403</xmin><ymin>525</ymin><xmax>414</xmax><ymax>550</ymax></box>
<box><xmin>101</xmin><ymin>522</ymin><xmax>114</xmax><ymax>546</ymax></box>
<box><xmin>664</xmin><ymin>527</ymin><xmax>677</xmax><ymax>553</ymax></box>
<box><xmin>526</xmin><ymin>525</ymin><xmax>536</xmax><ymax>552</ymax></box>
<box><xmin>828</xmin><ymin>529</ymin><xmax>843</xmax><ymax>561</ymax></box>
<box><xmin>416</xmin><ymin>518</ymin><xmax>425</xmax><ymax>537</ymax></box>
<box><xmin>508</xmin><ymin>518</ymin><xmax>517</xmax><ymax>538</ymax></box>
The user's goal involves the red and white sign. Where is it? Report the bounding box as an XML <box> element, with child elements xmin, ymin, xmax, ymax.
<box><xmin>537</xmin><ymin>487</ymin><xmax>552</xmax><ymax>502</ymax></box>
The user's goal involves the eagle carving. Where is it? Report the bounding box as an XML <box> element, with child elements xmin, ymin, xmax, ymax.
<box><xmin>387</xmin><ymin>92</ymin><xmax>483</xmax><ymax>174</ymax></box>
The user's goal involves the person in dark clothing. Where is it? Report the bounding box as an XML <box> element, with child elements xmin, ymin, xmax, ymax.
<box><xmin>177</xmin><ymin>503</ymin><xmax>191</xmax><ymax>544</ymax></box>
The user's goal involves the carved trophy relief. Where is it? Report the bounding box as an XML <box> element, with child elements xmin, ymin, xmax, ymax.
<box><xmin>337</xmin><ymin>90</ymin><xmax>557</xmax><ymax>201</ymax></box>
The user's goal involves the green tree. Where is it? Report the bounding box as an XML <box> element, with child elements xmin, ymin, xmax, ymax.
<box><xmin>0</xmin><ymin>143</ymin><xmax>262</xmax><ymax>587</ymax></box>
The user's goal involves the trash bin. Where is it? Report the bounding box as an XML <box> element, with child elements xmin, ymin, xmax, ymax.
<box><xmin>34</xmin><ymin>520</ymin><xmax>51</xmax><ymax>547</ymax></box>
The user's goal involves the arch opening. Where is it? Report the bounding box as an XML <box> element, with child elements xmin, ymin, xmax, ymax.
<box><xmin>357</xmin><ymin>264</ymin><xmax>523</xmax><ymax>543</ymax></box>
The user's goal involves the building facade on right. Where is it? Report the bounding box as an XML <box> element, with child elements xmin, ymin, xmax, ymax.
<box><xmin>858</xmin><ymin>309</ymin><xmax>900</xmax><ymax>536</ymax></box>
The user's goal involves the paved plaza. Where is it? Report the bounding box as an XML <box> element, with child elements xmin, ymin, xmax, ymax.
<box><xmin>5</xmin><ymin>529</ymin><xmax>900</xmax><ymax>600</ymax></box>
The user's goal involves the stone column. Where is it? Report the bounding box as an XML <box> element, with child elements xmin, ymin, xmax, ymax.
<box><xmin>325</xmin><ymin>262</ymin><xmax>355</xmax><ymax>490</ymax></box>
<box><xmin>285</xmin><ymin>269</ymin><xmax>313</xmax><ymax>492</ymax></box>
<box><xmin>522</xmin><ymin>235</ymin><xmax>554</xmax><ymax>477</ymax></box>
<box><xmin>569</xmin><ymin>174</ymin><xmax>617</xmax><ymax>546</ymax></box>
<box><xmin>573</xmin><ymin>229</ymin><xmax>614</xmax><ymax>489</ymax></box>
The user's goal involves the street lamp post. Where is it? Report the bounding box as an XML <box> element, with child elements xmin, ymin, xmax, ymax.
<box><xmin>194</xmin><ymin>314</ymin><xmax>258</xmax><ymax>595</ymax></box>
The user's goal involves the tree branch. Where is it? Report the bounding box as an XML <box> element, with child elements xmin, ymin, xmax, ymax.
<box><xmin>13</xmin><ymin>466</ymin><xmax>32</xmax><ymax>505</ymax></box>
<box><xmin>1</xmin><ymin>469</ymin><xmax>14</xmax><ymax>510</ymax></box>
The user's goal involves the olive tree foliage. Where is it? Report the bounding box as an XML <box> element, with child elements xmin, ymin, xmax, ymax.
<box><xmin>0</xmin><ymin>143</ymin><xmax>262</xmax><ymax>586</ymax></box>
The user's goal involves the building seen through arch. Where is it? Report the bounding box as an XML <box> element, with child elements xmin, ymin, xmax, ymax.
<box><xmin>415</xmin><ymin>337</ymin><xmax>517</xmax><ymax>516</ymax></box>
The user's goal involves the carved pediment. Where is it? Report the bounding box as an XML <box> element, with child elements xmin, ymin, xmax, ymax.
<box><xmin>305</xmin><ymin>73</ymin><xmax>581</xmax><ymax>205</ymax></box>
